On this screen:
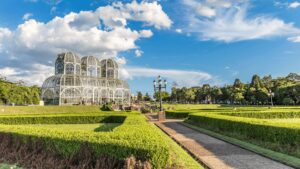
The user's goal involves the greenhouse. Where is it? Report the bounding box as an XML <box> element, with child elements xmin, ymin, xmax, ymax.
<box><xmin>41</xmin><ymin>52</ymin><xmax>131</xmax><ymax>105</ymax></box>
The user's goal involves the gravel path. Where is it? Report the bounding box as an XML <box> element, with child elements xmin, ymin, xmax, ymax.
<box><xmin>147</xmin><ymin>114</ymin><xmax>294</xmax><ymax>169</ymax></box>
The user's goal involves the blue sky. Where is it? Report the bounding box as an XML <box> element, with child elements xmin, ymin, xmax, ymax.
<box><xmin>0</xmin><ymin>0</ymin><xmax>300</xmax><ymax>95</ymax></box>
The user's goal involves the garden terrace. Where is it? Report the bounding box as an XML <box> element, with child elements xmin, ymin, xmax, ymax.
<box><xmin>0</xmin><ymin>108</ymin><xmax>201</xmax><ymax>169</ymax></box>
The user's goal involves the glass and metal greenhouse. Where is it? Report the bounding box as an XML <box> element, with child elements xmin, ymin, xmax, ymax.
<box><xmin>41</xmin><ymin>52</ymin><xmax>131</xmax><ymax>105</ymax></box>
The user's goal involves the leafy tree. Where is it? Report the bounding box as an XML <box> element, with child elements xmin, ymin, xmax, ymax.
<box><xmin>137</xmin><ymin>92</ymin><xmax>143</xmax><ymax>101</ymax></box>
<box><xmin>0</xmin><ymin>77</ymin><xmax>40</xmax><ymax>105</ymax></box>
<box><xmin>154</xmin><ymin>91</ymin><xmax>170</xmax><ymax>102</ymax></box>
<box><xmin>232</xmin><ymin>79</ymin><xmax>245</xmax><ymax>104</ymax></box>
<box><xmin>144</xmin><ymin>92</ymin><xmax>151</xmax><ymax>101</ymax></box>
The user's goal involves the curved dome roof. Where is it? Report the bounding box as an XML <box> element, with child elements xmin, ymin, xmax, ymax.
<box><xmin>81</xmin><ymin>56</ymin><xmax>100</xmax><ymax>66</ymax></box>
<box><xmin>42</xmin><ymin>75</ymin><xmax>82</xmax><ymax>88</ymax></box>
<box><xmin>57</xmin><ymin>52</ymin><xmax>81</xmax><ymax>64</ymax></box>
<box><xmin>100</xmin><ymin>58</ymin><xmax>118</xmax><ymax>68</ymax></box>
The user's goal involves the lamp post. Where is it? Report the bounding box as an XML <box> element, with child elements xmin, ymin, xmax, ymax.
<box><xmin>153</xmin><ymin>75</ymin><xmax>167</xmax><ymax>112</ymax></box>
<box><xmin>268</xmin><ymin>89</ymin><xmax>274</xmax><ymax>107</ymax></box>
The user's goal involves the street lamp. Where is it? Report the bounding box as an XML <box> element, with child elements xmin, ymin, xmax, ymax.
<box><xmin>153</xmin><ymin>75</ymin><xmax>167</xmax><ymax>112</ymax></box>
<box><xmin>268</xmin><ymin>89</ymin><xmax>274</xmax><ymax>107</ymax></box>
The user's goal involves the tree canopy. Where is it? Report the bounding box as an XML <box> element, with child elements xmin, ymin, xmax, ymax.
<box><xmin>165</xmin><ymin>73</ymin><xmax>300</xmax><ymax>105</ymax></box>
<box><xmin>0</xmin><ymin>77</ymin><xmax>40</xmax><ymax>105</ymax></box>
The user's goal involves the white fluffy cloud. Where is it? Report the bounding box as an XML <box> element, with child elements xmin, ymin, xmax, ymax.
<box><xmin>181</xmin><ymin>0</ymin><xmax>300</xmax><ymax>42</ymax></box>
<box><xmin>120</xmin><ymin>66</ymin><xmax>217</xmax><ymax>87</ymax></box>
<box><xmin>134</xmin><ymin>49</ymin><xmax>143</xmax><ymax>57</ymax></box>
<box><xmin>175</xmin><ymin>29</ymin><xmax>182</xmax><ymax>33</ymax></box>
<box><xmin>0</xmin><ymin>64</ymin><xmax>54</xmax><ymax>85</ymax></box>
<box><xmin>22</xmin><ymin>13</ymin><xmax>33</xmax><ymax>20</ymax></box>
<box><xmin>0</xmin><ymin>1</ymin><xmax>172</xmax><ymax>85</ymax></box>
<box><xmin>97</xmin><ymin>1</ymin><xmax>172</xmax><ymax>29</ymax></box>
<box><xmin>288</xmin><ymin>36</ymin><xmax>300</xmax><ymax>42</ymax></box>
<box><xmin>289</xmin><ymin>1</ymin><xmax>300</xmax><ymax>8</ymax></box>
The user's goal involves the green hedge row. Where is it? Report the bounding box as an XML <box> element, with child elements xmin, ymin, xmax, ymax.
<box><xmin>186</xmin><ymin>113</ymin><xmax>300</xmax><ymax>147</ymax></box>
<box><xmin>220</xmin><ymin>111</ymin><xmax>300</xmax><ymax>119</ymax></box>
<box><xmin>165</xmin><ymin>111</ymin><xmax>190</xmax><ymax>119</ymax></box>
<box><xmin>0</xmin><ymin>115</ymin><xmax>126</xmax><ymax>124</ymax></box>
<box><xmin>0</xmin><ymin>113</ymin><xmax>170</xmax><ymax>168</ymax></box>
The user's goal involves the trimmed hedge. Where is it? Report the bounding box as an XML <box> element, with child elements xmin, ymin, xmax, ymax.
<box><xmin>186</xmin><ymin>113</ymin><xmax>300</xmax><ymax>158</ymax></box>
<box><xmin>220</xmin><ymin>111</ymin><xmax>300</xmax><ymax>119</ymax></box>
<box><xmin>0</xmin><ymin>113</ymin><xmax>170</xmax><ymax>169</ymax></box>
<box><xmin>165</xmin><ymin>111</ymin><xmax>190</xmax><ymax>119</ymax></box>
<box><xmin>187</xmin><ymin>113</ymin><xmax>300</xmax><ymax>144</ymax></box>
<box><xmin>0</xmin><ymin>114</ymin><xmax>126</xmax><ymax>124</ymax></box>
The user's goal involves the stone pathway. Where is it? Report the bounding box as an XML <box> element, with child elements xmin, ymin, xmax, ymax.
<box><xmin>146</xmin><ymin>114</ymin><xmax>294</xmax><ymax>169</ymax></box>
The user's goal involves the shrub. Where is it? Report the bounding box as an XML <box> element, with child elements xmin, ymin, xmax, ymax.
<box><xmin>165</xmin><ymin>111</ymin><xmax>190</xmax><ymax>119</ymax></box>
<box><xmin>140</xmin><ymin>107</ymin><xmax>151</xmax><ymax>114</ymax></box>
<box><xmin>100</xmin><ymin>103</ymin><xmax>114</xmax><ymax>111</ymax></box>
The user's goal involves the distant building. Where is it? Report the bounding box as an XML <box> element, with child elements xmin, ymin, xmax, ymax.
<box><xmin>41</xmin><ymin>52</ymin><xmax>131</xmax><ymax>105</ymax></box>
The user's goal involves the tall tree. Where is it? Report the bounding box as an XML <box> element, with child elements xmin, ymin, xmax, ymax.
<box><xmin>144</xmin><ymin>92</ymin><xmax>151</xmax><ymax>101</ymax></box>
<box><xmin>137</xmin><ymin>92</ymin><xmax>143</xmax><ymax>101</ymax></box>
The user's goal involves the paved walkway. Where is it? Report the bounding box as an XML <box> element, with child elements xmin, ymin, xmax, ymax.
<box><xmin>146</xmin><ymin>114</ymin><xmax>294</xmax><ymax>169</ymax></box>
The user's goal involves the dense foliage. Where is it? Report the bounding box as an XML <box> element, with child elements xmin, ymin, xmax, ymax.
<box><xmin>0</xmin><ymin>77</ymin><xmax>40</xmax><ymax>105</ymax></box>
<box><xmin>167</xmin><ymin>73</ymin><xmax>300</xmax><ymax>105</ymax></box>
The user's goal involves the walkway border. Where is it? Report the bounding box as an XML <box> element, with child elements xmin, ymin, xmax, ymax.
<box><xmin>154</xmin><ymin>122</ymin><xmax>212</xmax><ymax>169</ymax></box>
<box><xmin>181</xmin><ymin>122</ymin><xmax>300</xmax><ymax>169</ymax></box>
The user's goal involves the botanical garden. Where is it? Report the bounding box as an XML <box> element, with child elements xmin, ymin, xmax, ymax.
<box><xmin>0</xmin><ymin>49</ymin><xmax>300</xmax><ymax>169</ymax></box>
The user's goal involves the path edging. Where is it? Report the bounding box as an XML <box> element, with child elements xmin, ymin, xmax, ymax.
<box><xmin>181</xmin><ymin>122</ymin><xmax>300</xmax><ymax>169</ymax></box>
<box><xmin>153</xmin><ymin>122</ymin><xmax>212</xmax><ymax>169</ymax></box>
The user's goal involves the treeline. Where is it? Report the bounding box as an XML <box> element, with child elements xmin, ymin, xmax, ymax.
<box><xmin>136</xmin><ymin>73</ymin><xmax>300</xmax><ymax>105</ymax></box>
<box><xmin>0</xmin><ymin>77</ymin><xmax>40</xmax><ymax>105</ymax></box>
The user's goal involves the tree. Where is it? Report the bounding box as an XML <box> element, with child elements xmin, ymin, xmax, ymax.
<box><xmin>232</xmin><ymin>79</ymin><xmax>245</xmax><ymax>104</ymax></box>
<box><xmin>246</xmin><ymin>75</ymin><xmax>268</xmax><ymax>104</ymax></box>
<box><xmin>137</xmin><ymin>92</ymin><xmax>143</xmax><ymax>101</ymax></box>
<box><xmin>202</xmin><ymin>84</ymin><xmax>211</xmax><ymax>103</ymax></box>
<box><xmin>286</xmin><ymin>73</ymin><xmax>300</xmax><ymax>81</ymax></box>
<box><xmin>170</xmin><ymin>87</ymin><xmax>178</xmax><ymax>103</ymax></box>
<box><xmin>282</xmin><ymin>97</ymin><xmax>295</xmax><ymax>105</ymax></box>
<box><xmin>144</xmin><ymin>92</ymin><xmax>151</xmax><ymax>101</ymax></box>
<box><xmin>211</xmin><ymin>86</ymin><xmax>222</xmax><ymax>103</ymax></box>
<box><xmin>154</xmin><ymin>91</ymin><xmax>170</xmax><ymax>102</ymax></box>
<box><xmin>185</xmin><ymin>88</ymin><xmax>196</xmax><ymax>103</ymax></box>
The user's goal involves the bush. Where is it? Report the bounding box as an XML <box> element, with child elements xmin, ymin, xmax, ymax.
<box><xmin>165</xmin><ymin>111</ymin><xmax>190</xmax><ymax>119</ymax></box>
<box><xmin>100</xmin><ymin>103</ymin><xmax>114</xmax><ymax>111</ymax></box>
<box><xmin>140</xmin><ymin>107</ymin><xmax>151</xmax><ymax>114</ymax></box>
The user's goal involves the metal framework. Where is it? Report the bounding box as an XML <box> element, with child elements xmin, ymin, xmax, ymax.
<box><xmin>41</xmin><ymin>52</ymin><xmax>131</xmax><ymax>105</ymax></box>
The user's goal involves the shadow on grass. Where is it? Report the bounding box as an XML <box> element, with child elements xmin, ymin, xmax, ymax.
<box><xmin>94</xmin><ymin>123</ymin><xmax>122</xmax><ymax>132</ymax></box>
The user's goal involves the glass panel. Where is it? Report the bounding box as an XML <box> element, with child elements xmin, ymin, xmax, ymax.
<box><xmin>66</xmin><ymin>64</ymin><xmax>74</xmax><ymax>74</ymax></box>
<box><xmin>107</xmin><ymin>69</ymin><xmax>114</xmax><ymax>78</ymax></box>
<box><xmin>76</xmin><ymin>65</ymin><xmax>81</xmax><ymax>75</ymax></box>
